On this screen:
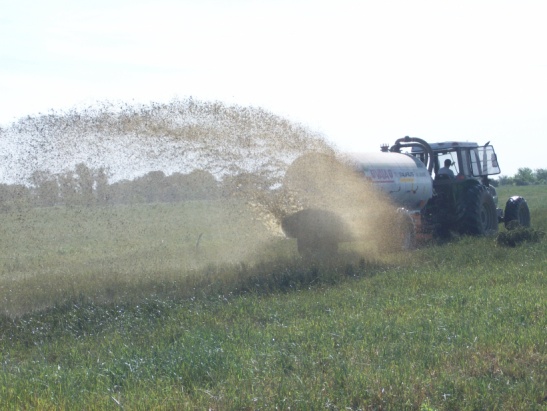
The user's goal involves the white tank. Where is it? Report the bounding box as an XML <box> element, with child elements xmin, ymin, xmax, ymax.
<box><xmin>344</xmin><ymin>152</ymin><xmax>433</xmax><ymax>211</ymax></box>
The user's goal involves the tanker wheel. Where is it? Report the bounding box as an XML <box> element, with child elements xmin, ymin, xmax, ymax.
<box><xmin>376</xmin><ymin>211</ymin><xmax>416</xmax><ymax>252</ymax></box>
<box><xmin>504</xmin><ymin>196</ymin><xmax>530</xmax><ymax>229</ymax></box>
<box><xmin>459</xmin><ymin>184</ymin><xmax>498</xmax><ymax>236</ymax></box>
<box><xmin>399</xmin><ymin>214</ymin><xmax>417</xmax><ymax>250</ymax></box>
<box><xmin>297</xmin><ymin>236</ymin><xmax>338</xmax><ymax>260</ymax></box>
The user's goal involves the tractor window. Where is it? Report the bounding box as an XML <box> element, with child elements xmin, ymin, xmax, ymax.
<box><xmin>470</xmin><ymin>149</ymin><xmax>481</xmax><ymax>176</ymax></box>
<box><xmin>460</xmin><ymin>150</ymin><xmax>472</xmax><ymax>176</ymax></box>
<box><xmin>435</xmin><ymin>152</ymin><xmax>458</xmax><ymax>178</ymax></box>
<box><xmin>470</xmin><ymin>146</ymin><xmax>501</xmax><ymax>176</ymax></box>
<box><xmin>478</xmin><ymin>145</ymin><xmax>501</xmax><ymax>175</ymax></box>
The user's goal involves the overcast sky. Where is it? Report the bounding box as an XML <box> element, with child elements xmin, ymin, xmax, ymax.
<box><xmin>1</xmin><ymin>0</ymin><xmax>546</xmax><ymax>176</ymax></box>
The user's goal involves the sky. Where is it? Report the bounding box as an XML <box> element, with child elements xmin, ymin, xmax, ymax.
<box><xmin>1</xmin><ymin>0</ymin><xmax>546</xmax><ymax>177</ymax></box>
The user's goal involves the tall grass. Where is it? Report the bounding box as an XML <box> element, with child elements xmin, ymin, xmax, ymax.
<box><xmin>0</xmin><ymin>186</ymin><xmax>545</xmax><ymax>410</ymax></box>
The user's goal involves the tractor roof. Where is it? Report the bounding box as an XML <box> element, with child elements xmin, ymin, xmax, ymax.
<box><xmin>411</xmin><ymin>141</ymin><xmax>479</xmax><ymax>153</ymax></box>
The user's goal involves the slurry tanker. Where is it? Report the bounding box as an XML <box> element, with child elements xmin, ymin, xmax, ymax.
<box><xmin>281</xmin><ymin>136</ymin><xmax>531</xmax><ymax>256</ymax></box>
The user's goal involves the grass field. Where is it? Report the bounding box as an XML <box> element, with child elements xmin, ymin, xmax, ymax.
<box><xmin>0</xmin><ymin>185</ymin><xmax>545</xmax><ymax>410</ymax></box>
<box><xmin>0</xmin><ymin>199</ymin><xmax>287</xmax><ymax>316</ymax></box>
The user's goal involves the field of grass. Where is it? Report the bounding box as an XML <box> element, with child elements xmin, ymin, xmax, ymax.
<box><xmin>0</xmin><ymin>199</ymin><xmax>287</xmax><ymax>316</ymax></box>
<box><xmin>0</xmin><ymin>185</ymin><xmax>545</xmax><ymax>410</ymax></box>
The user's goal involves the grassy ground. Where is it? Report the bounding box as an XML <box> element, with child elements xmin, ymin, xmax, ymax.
<box><xmin>0</xmin><ymin>185</ymin><xmax>545</xmax><ymax>410</ymax></box>
<box><xmin>0</xmin><ymin>199</ymin><xmax>285</xmax><ymax>315</ymax></box>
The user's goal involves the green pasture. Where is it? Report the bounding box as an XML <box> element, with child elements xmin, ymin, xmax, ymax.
<box><xmin>0</xmin><ymin>199</ymin><xmax>286</xmax><ymax>315</ymax></box>
<box><xmin>0</xmin><ymin>185</ymin><xmax>545</xmax><ymax>410</ymax></box>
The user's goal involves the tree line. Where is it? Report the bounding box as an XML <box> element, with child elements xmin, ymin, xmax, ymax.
<box><xmin>1</xmin><ymin>163</ymin><xmax>544</xmax><ymax>212</ymax></box>
<box><xmin>496</xmin><ymin>168</ymin><xmax>547</xmax><ymax>186</ymax></box>
<box><xmin>0</xmin><ymin>163</ymin><xmax>275</xmax><ymax>211</ymax></box>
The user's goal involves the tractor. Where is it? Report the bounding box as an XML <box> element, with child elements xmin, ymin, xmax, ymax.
<box><xmin>281</xmin><ymin>136</ymin><xmax>531</xmax><ymax>257</ymax></box>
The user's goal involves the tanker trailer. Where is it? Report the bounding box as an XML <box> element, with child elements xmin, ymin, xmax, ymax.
<box><xmin>281</xmin><ymin>136</ymin><xmax>531</xmax><ymax>257</ymax></box>
<box><xmin>281</xmin><ymin>137</ymin><xmax>435</xmax><ymax>257</ymax></box>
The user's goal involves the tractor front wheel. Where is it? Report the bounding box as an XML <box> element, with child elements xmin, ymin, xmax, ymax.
<box><xmin>504</xmin><ymin>196</ymin><xmax>531</xmax><ymax>229</ymax></box>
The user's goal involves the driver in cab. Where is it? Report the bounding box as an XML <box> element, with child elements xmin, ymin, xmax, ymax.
<box><xmin>437</xmin><ymin>159</ymin><xmax>455</xmax><ymax>179</ymax></box>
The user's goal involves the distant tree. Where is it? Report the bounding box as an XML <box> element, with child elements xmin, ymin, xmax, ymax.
<box><xmin>535</xmin><ymin>168</ymin><xmax>547</xmax><ymax>184</ymax></box>
<box><xmin>165</xmin><ymin>171</ymin><xmax>213</xmax><ymax>201</ymax></box>
<box><xmin>75</xmin><ymin>163</ymin><xmax>95</xmax><ymax>205</ymax></box>
<box><xmin>181</xmin><ymin>170</ymin><xmax>220</xmax><ymax>200</ymax></box>
<box><xmin>95</xmin><ymin>167</ymin><xmax>110</xmax><ymax>204</ymax></box>
<box><xmin>513</xmin><ymin>167</ymin><xmax>535</xmax><ymax>186</ymax></box>
<box><xmin>0</xmin><ymin>183</ymin><xmax>31</xmax><ymax>211</ymax></box>
<box><xmin>58</xmin><ymin>171</ymin><xmax>78</xmax><ymax>205</ymax></box>
<box><xmin>496</xmin><ymin>175</ymin><xmax>513</xmax><ymax>186</ymax></box>
<box><xmin>30</xmin><ymin>170</ymin><xmax>59</xmax><ymax>206</ymax></box>
<box><xmin>136</xmin><ymin>170</ymin><xmax>167</xmax><ymax>202</ymax></box>
<box><xmin>108</xmin><ymin>179</ymin><xmax>144</xmax><ymax>204</ymax></box>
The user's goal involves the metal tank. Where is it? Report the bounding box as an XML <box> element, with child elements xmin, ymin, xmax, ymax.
<box><xmin>281</xmin><ymin>148</ymin><xmax>435</xmax><ymax>257</ymax></box>
<box><xmin>343</xmin><ymin>151</ymin><xmax>433</xmax><ymax>212</ymax></box>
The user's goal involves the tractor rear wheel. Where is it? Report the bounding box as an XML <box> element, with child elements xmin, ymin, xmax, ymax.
<box><xmin>459</xmin><ymin>184</ymin><xmax>498</xmax><ymax>236</ymax></box>
<box><xmin>504</xmin><ymin>196</ymin><xmax>531</xmax><ymax>229</ymax></box>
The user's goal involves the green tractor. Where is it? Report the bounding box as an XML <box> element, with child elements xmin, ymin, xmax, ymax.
<box><xmin>402</xmin><ymin>138</ymin><xmax>531</xmax><ymax>238</ymax></box>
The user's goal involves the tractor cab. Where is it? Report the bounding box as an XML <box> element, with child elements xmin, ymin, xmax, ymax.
<box><xmin>410</xmin><ymin>141</ymin><xmax>501</xmax><ymax>182</ymax></box>
<box><xmin>386</xmin><ymin>137</ymin><xmax>506</xmax><ymax>234</ymax></box>
<box><xmin>409</xmin><ymin>140</ymin><xmax>503</xmax><ymax>218</ymax></box>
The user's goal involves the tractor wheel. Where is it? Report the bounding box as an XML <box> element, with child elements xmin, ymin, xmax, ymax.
<box><xmin>504</xmin><ymin>196</ymin><xmax>530</xmax><ymax>229</ymax></box>
<box><xmin>459</xmin><ymin>184</ymin><xmax>498</xmax><ymax>236</ymax></box>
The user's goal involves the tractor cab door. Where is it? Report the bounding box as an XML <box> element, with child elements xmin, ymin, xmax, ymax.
<box><xmin>469</xmin><ymin>145</ymin><xmax>501</xmax><ymax>177</ymax></box>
